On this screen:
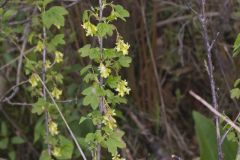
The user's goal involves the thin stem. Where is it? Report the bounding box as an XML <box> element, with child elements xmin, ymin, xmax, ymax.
<box><xmin>38</xmin><ymin>75</ymin><xmax>87</xmax><ymax>160</ymax></box>
<box><xmin>189</xmin><ymin>90</ymin><xmax>240</xmax><ymax>133</ymax></box>
<box><xmin>199</xmin><ymin>1</ymin><xmax>223</xmax><ymax>159</ymax></box>
<box><xmin>97</xmin><ymin>0</ymin><xmax>104</xmax><ymax>159</ymax></box>
<box><xmin>42</xmin><ymin>25</ymin><xmax>51</xmax><ymax>155</ymax></box>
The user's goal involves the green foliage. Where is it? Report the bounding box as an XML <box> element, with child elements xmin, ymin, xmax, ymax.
<box><xmin>1</xmin><ymin>0</ymin><xmax>131</xmax><ymax>159</ymax></box>
<box><xmin>11</xmin><ymin>136</ymin><xmax>25</xmax><ymax>144</ymax></box>
<box><xmin>55</xmin><ymin>136</ymin><xmax>74</xmax><ymax>159</ymax></box>
<box><xmin>48</xmin><ymin>34</ymin><xmax>65</xmax><ymax>52</ymax></box>
<box><xmin>193</xmin><ymin>111</ymin><xmax>238</xmax><ymax>160</ymax></box>
<box><xmin>112</xmin><ymin>5</ymin><xmax>130</xmax><ymax>21</ymax></box>
<box><xmin>0</xmin><ymin>138</ymin><xmax>9</xmax><ymax>150</ymax></box>
<box><xmin>105</xmin><ymin>130</ymin><xmax>126</xmax><ymax>155</ymax></box>
<box><xmin>82</xmin><ymin>86</ymin><xmax>100</xmax><ymax>110</ymax></box>
<box><xmin>42</xmin><ymin>6</ymin><xmax>68</xmax><ymax>29</ymax></box>
<box><xmin>3</xmin><ymin>9</ymin><xmax>17</xmax><ymax>21</ymax></box>
<box><xmin>80</xmin><ymin>1</ymin><xmax>131</xmax><ymax>159</ymax></box>
<box><xmin>233</xmin><ymin>33</ymin><xmax>240</xmax><ymax>57</ymax></box>
<box><xmin>32</xmin><ymin>98</ymin><xmax>48</xmax><ymax>115</ymax></box>
<box><xmin>118</xmin><ymin>56</ymin><xmax>132</xmax><ymax>67</ymax></box>
<box><xmin>39</xmin><ymin>150</ymin><xmax>52</xmax><ymax>160</ymax></box>
<box><xmin>96</xmin><ymin>23</ymin><xmax>114</xmax><ymax>37</ymax></box>
<box><xmin>230</xmin><ymin>88</ymin><xmax>240</xmax><ymax>99</ymax></box>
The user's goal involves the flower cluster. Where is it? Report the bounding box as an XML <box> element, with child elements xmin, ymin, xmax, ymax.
<box><xmin>52</xmin><ymin>147</ymin><xmax>61</xmax><ymax>157</ymax></box>
<box><xmin>49</xmin><ymin>121</ymin><xmax>59</xmax><ymax>136</ymax></box>
<box><xmin>103</xmin><ymin>108</ymin><xmax>117</xmax><ymax>130</ymax></box>
<box><xmin>98</xmin><ymin>63</ymin><xmax>111</xmax><ymax>78</ymax></box>
<box><xmin>112</xmin><ymin>154</ymin><xmax>126</xmax><ymax>160</ymax></box>
<box><xmin>116</xmin><ymin>39</ymin><xmax>130</xmax><ymax>55</ymax></box>
<box><xmin>51</xmin><ymin>87</ymin><xmax>62</xmax><ymax>99</ymax></box>
<box><xmin>29</xmin><ymin>74</ymin><xmax>39</xmax><ymax>87</ymax></box>
<box><xmin>116</xmin><ymin>80</ymin><xmax>131</xmax><ymax>97</ymax></box>
<box><xmin>82</xmin><ymin>21</ymin><xmax>97</xmax><ymax>37</ymax></box>
<box><xmin>55</xmin><ymin>51</ymin><xmax>64</xmax><ymax>63</ymax></box>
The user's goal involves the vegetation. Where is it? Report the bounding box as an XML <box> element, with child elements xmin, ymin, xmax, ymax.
<box><xmin>1</xmin><ymin>0</ymin><xmax>240</xmax><ymax>160</ymax></box>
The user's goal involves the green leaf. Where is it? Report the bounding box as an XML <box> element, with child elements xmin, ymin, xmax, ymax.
<box><xmin>32</xmin><ymin>98</ymin><xmax>47</xmax><ymax>115</ymax></box>
<box><xmin>230</xmin><ymin>88</ymin><xmax>240</xmax><ymax>99</ymax></box>
<box><xmin>80</xmin><ymin>65</ymin><xmax>92</xmax><ymax>75</ymax></box>
<box><xmin>3</xmin><ymin>9</ymin><xmax>17</xmax><ymax>21</ymax></box>
<box><xmin>78</xmin><ymin>44</ymin><xmax>91</xmax><ymax>57</ymax></box>
<box><xmin>11</xmin><ymin>136</ymin><xmax>25</xmax><ymax>144</ymax></box>
<box><xmin>193</xmin><ymin>111</ymin><xmax>217</xmax><ymax>160</ymax></box>
<box><xmin>106</xmin><ymin>76</ymin><xmax>121</xmax><ymax>88</ymax></box>
<box><xmin>89</xmin><ymin>48</ymin><xmax>100</xmax><ymax>60</ymax></box>
<box><xmin>193</xmin><ymin>111</ymin><xmax>237</xmax><ymax>160</ymax></box>
<box><xmin>103</xmin><ymin>48</ymin><xmax>118</xmax><ymax>59</ymax></box>
<box><xmin>8</xmin><ymin>151</ymin><xmax>16</xmax><ymax>160</ymax></box>
<box><xmin>34</xmin><ymin>117</ymin><xmax>45</xmax><ymax>143</ymax></box>
<box><xmin>113</xmin><ymin>5</ymin><xmax>130</xmax><ymax>21</ymax></box>
<box><xmin>0</xmin><ymin>8</ymin><xmax>3</xmax><ymax>15</ymax></box>
<box><xmin>82</xmin><ymin>86</ymin><xmax>95</xmax><ymax>96</ymax></box>
<box><xmin>0</xmin><ymin>138</ymin><xmax>8</xmax><ymax>149</ymax></box>
<box><xmin>79</xmin><ymin>117</ymin><xmax>87</xmax><ymax>124</ymax></box>
<box><xmin>83</xmin><ymin>95</ymin><xmax>99</xmax><ymax>110</ymax></box>
<box><xmin>234</xmin><ymin>79</ymin><xmax>240</xmax><ymax>87</ymax></box>
<box><xmin>43</xmin><ymin>0</ymin><xmax>53</xmax><ymax>7</ymax></box>
<box><xmin>82</xmin><ymin>86</ymin><xmax>100</xmax><ymax>109</ymax></box>
<box><xmin>105</xmin><ymin>130</ymin><xmax>126</xmax><ymax>155</ymax></box>
<box><xmin>42</xmin><ymin>6</ymin><xmax>68</xmax><ymax>29</ymax></box>
<box><xmin>39</xmin><ymin>150</ymin><xmax>52</xmax><ymax>160</ymax></box>
<box><xmin>58</xmin><ymin>136</ymin><xmax>74</xmax><ymax>159</ymax></box>
<box><xmin>118</xmin><ymin>56</ymin><xmax>132</xmax><ymax>67</ymax></box>
<box><xmin>97</xmin><ymin>23</ymin><xmax>114</xmax><ymax>37</ymax></box>
<box><xmin>48</xmin><ymin>34</ymin><xmax>65</xmax><ymax>51</ymax></box>
<box><xmin>234</xmin><ymin>33</ymin><xmax>240</xmax><ymax>57</ymax></box>
<box><xmin>82</xmin><ymin>10</ymin><xmax>89</xmax><ymax>22</ymax></box>
<box><xmin>78</xmin><ymin>45</ymin><xmax>100</xmax><ymax>61</ymax></box>
<box><xmin>83</xmin><ymin>73</ymin><xmax>98</xmax><ymax>83</ymax></box>
<box><xmin>1</xmin><ymin>122</ymin><xmax>8</xmax><ymax>137</ymax></box>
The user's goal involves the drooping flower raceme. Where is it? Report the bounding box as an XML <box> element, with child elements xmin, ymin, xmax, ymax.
<box><xmin>55</xmin><ymin>51</ymin><xmax>63</xmax><ymax>63</ymax></box>
<box><xmin>29</xmin><ymin>74</ymin><xmax>39</xmax><ymax>87</ymax></box>
<box><xmin>116</xmin><ymin>80</ymin><xmax>130</xmax><ymax>97</ymax></box>
<box><xmin>51</xmin><ymin>87</ymin><xmax>62</xmax><ymax>99</ymax></box>
<box><xmin>102</xmin><ymin>108</ymin><xmax>117</xmax><ymax>130</ymax></box>
<box><xmin>49</xmin><ymin>121</ymin><xmax>59</xmax><ymax>136</ymax></box>
<box><xmin>115</xmin><ymin>39</ymin><xmax>130</xmax><ymax>55</ymax></box>
<box><xmin>52</xmin><ymin>147</ymin><xmax>61</xmax><ymax>157</ymax></box>
<box><xmin>98</xmin><ymin>63</ymin><xmax>111</xmax><ymax>78</ymax></box>
<box><xmin>82</xmin><ymin>21</ymin><xmax>97</xmax><ymax>37</ymax></box>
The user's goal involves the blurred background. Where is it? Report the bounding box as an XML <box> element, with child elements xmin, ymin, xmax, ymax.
<box><xmin>1</xmin><ymin>0</ymin><xmax>240</xmax><ymax>159</ymax></box>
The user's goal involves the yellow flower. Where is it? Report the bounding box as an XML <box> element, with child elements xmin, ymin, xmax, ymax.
<box><xmin>98</xmin><ymin>63</ymin><xmax>111</xmax><ymax>78</ymax></box>
<box><xmin>51</xmin><ymin>87</ymin><xmax>62</xmax><ymax>99</ymax></box>
<box><xmin>49</xmin><ymin>121</ymin><xmax>59</xmax><ymax>136</ymax></box>
<box><xmin>35</xmin><ymin>40</ymin><xmax>43</xmax><ymax>52</ymax></box>
<box><xmin>52</xmin><ymin>147</ymin><xmax>61</xmax><ymax>157</ymax></box>
<box><xmin>116</xmin><ymin>80</ymin><xmax>130</xmax><ymax>97</ymax></box>
<box><xmin>115</xmin><ymin>39</ymin><xmax>130</xmax><ymax>55</ymax></box>
<box><xmin>112</xmin><ymin>154</ymin><xmax>125</xmax><ymax>160</ymax></box>
<box><xmin>82</xmin><ymin>21</ymin><xmax>97</xmax><ymax>37</ymax></box>
<box><xmin>55</xmin><ymin>51</ymin><xmax>63</xmax><ymax>63</ymax></box>
<box><xmin>45</xmin><ymin>60</ymin><xmax>51</xmax><ymax>69</ymax></box>
<box><xmin>29</xmin><ymin>74</ymin><xmax>39</xmax><ymax>87</ymax></box>
<box><xmin>103</xmin><ymin>115</ymin><xmax>117</xmax><ymax>130</ymax></box>
<box><xmin>102</xmin><ymin>108</ymin><xmax>117</xmax><ymax>130</ymax></box>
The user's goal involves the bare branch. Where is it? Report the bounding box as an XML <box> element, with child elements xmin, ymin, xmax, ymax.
<box><xmin>198</xmin><ymin>1</ymin><xmax>223</xmax><ymax>159</ymax></box>
<box><xmin>189</xmin><ymin>90</ymin><xmax>240</xmax><ymax>134</ymax></box>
